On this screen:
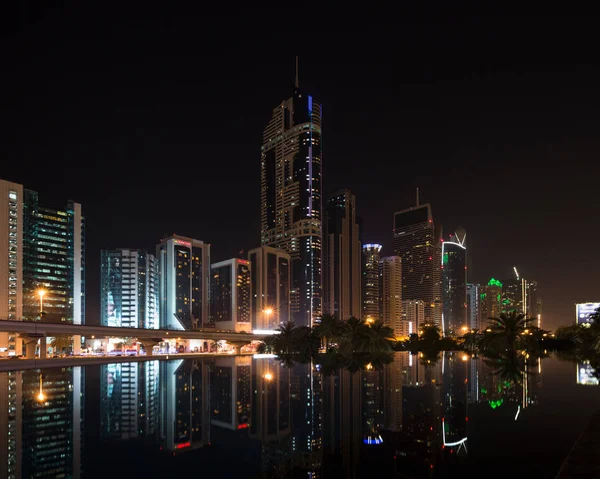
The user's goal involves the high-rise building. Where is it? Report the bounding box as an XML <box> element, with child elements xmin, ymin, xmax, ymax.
<box><xmin>0</xmin><ymin>179</ymin><xmax>84</xmax><ymax>356</ymax></box>
<box><xmin>157</xmin><ymin>235</ymin><xmax>210</xmax><ymax>330</ymax></box>
<box><xmin>441</xmin><ymin>227</ymin><xmax>467</xmax><ymax>336</ymax></box>
<box><xmin>323</xmin><ymin>190</ymin><xmax>361</xmax><ymax>321</ymax></box>
<box><xmin>393</xmin><ymin>200</ymin><xmax>442</xmax><ymax>328</ymax></box>
<box><xmin>248</xmin><ymin>246</ymin><xmax>291</xmax><ymax>330</ymax></box>
<box><xmin>260</xmin><ymin>74</ymin><xmax>323</xmax><ymax>327</ymax></box>
<box><xmin>466</xmin><ymin>283</ymin><xmax>480</xmax><ymax>330</ymax></box>
<box><xmin>362</xmin><ymin>244</ymin><xmax>382</xmax><ymax>322</ymax></box>
<box><xmin>479</xmin><ymin>278</ymin><xmax>502</xmax><ymax>326</ymax></box>
<box><xmin>402</xmin><ymin>300</ymin><xmax>425</xmax><ymax>337</ymax></box>
<box><xmin>100</xmin><ymin>249</ymin><xmax>159</xmax><ymax>329</ymax></box>
<box><xmin>526</xmin><ymin>280</ymin><xmax>542</xmax><ymax>324</ymax></box>
<box><xmin>379</xmin><ymin>256</ymin><xmax>402</xmax><ymax>337</ymax></box>
<box><xmin>210</xmin><ymin>258</ymin><xmax>251</xmax><ymax>332</ymax></box>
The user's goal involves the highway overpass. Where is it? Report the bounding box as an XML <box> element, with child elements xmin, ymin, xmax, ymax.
<box><xmin>0</xmin><ymin>319</ymin><xmax>270</xmax><ymax>358</ymax></box>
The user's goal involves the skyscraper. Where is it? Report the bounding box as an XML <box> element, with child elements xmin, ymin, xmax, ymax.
<box><xmin>260</xmin><ymin>70</ymin><xmax>323</xmax><ymax>327</ymax></box>
<box><xmin>402</xmin><ymin>299</ymin><xmax>425</xmax><ymax>337</ymax></box>
<box><xmin>210</xmin><ymin>258</ymin><xmax>252</xmax><ymax>332</ymax></box>
<box><xmin>323</xmin><ymin>190</ymin><xmax>361</xmax><ymax>321</ymax></box>
<box><xmin>441</xmin><ymin>227</ymin><xmax>467</xmax><ymax>336</ymax></box>
<box><xmin>393</xmin><ymin>199</ymin><xmax>442</xmax><ymax>328</ymax></box>
<box><xmin>156</xmin><ymin>235</ymin><xmax>210</xmax><ymax>330</ymax></box>
<box><xmin>362</xmin><ymin>244</ymin><xmax>382</xmax><ymax>321</ymax></box>
<box><xmin>248</xmin><ymin>245</ymin><xmax>291</xmax><ymax>330</ymax></box>
<box><xmin>0</xmin><ymin>179</ymin><xmax>84</xmax><ymax>356</ymax></box>
<box><xmin>379</xmin><ymin>256</ymin><xmax>402</xmax><ymax>337</ymax></box>
<box><xmin>479</xmin><ymin>278</ymin><xmax>502</xmax><ymax>326</ymax></box>
<box><xmin>466</xmin><ymin>283</ymin><xmax>480</xmax><ymax>330</ymax></box>
<box><xmin>100</xmin><ymin>249</ymin><xmax>159</xmax><ymax>329</ymax></box>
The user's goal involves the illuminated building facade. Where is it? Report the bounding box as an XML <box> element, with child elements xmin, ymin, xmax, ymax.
<box><xmin>362</xmin><ymin>244</ymin><xmax>382</xmax><ymax>321</ymax></box>
<box><xmin>323</xmin><ymin>190</ymin><xmax>362</xmax><ymax>321</ymax></box>
<box><xmin>441</xmin><ymin>228</ymin><xmax>467</xmax><ymax>336</ymax></box>
<box><xmin>248</xmin><ymin>246</ymin><xmax>291</xmax><ymax>330</ymax></box>
<box><xmin>402</xmin><ymin>300</ymin><xmax>425</xmax><ymax>337</ymax></box>
<box><xmin>157</xmin><ymin>235</ymin><xmax>210</xmax><ymax>330</ymax></box>
<box><xmin>393</xmin><ymin>202</ymin><xmax>442</xmax><ymax>328</ymax></box>
<box><xmin>100</xmin><ymin>249</ymin><xmax>158</xmax><ymax>329</ymax></box>
<box><xmin>466</xmin><ymin>283</ymin><xmax>480</xmax><ymax>330</ymax></box>
<box><xmin>379</xmin><ymin>256</ymin><xmax>402</xmax><ymax>337</ymax></box>
<box><xmin>210</xmin><ymin>258</ymin><xmax>251</xmax><ymax>332</ymax></box>
<box><xmin>479</xmin><ymin>278</ymin><xmax>503</xmax><ymax>326</ymax></box>
<box><xmin>0</xmin><ymin>179</ymin><xmax>84</xmax><ymax>356</ymax></box>
<box><xmin>101</xmin><ymin>360</ymin><xmax>159</xmax><ymax>439</ymax></box>
<box><xmin>260</xmin><ymin>77</ymin><xmax>323</xmax><ymax>327</ymax></box>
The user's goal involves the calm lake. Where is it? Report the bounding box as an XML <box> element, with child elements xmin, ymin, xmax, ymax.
<box><xmin>1</xmin><ymin>352</ymin><xmax>598</xmax><ymax>478</ymax></box>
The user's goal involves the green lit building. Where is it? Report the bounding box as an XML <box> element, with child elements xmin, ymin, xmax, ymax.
<box><xmin>479</xmin><ymin>278</ymin><xmax>502</xmax><ymax>326</ymax></box>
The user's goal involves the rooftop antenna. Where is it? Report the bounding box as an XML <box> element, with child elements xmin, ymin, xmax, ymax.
<box><xmin>513</xmin><ymin>266</ymin><xmax>519</xmax><ymax>280</ymax></box>
<box><xmin>295</xmin><ymin>56</ymin><xmax>299</xmax><ymax>89</ymax></box>
<box><xmin>416</xmin><ymin>187</ymin><xmax>420</xmax><ymax>207</ymax></box>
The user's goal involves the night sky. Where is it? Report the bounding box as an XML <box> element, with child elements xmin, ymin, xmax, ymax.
<box><xmin>2</xmin><ymin>7</ymin><xmax>599</xmax><ymax>329</ymax></box>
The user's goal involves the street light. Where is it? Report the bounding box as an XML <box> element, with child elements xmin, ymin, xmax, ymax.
<box><xmin>37</xmin><ymin>373</ymin><xmax>45</xmax><ymax>402</ymax></box>
<box><xmin>263</xmin><ymin>372</ymin><xmax>273</xmax><ymax>381</ymax></box>
<box><xmin>37</xmin><ymin>289</ymin><xmax>46</xmax><ymax>313</ymax></box>
<box><xmin>263</xmin><ymin>308</ymin><xmax>274</xmax><ymax>329</ymax></box>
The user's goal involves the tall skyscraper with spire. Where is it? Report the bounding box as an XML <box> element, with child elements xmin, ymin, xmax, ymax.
<box><xmin>260</xmin><ymin>59</ymin><xmax>323</xmax><ymax>326</ymax></box>
<box><xmin>442</xmin><ymin>227</ymin><xmax>467</xmax><ymax>336</ymax></box>
<box><xmin>392</xmin><ymin>190</ymin><xmax>442</xmax><ymax>328</ymax></box>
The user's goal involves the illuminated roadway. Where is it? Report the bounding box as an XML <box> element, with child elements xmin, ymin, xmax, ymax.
<box><xmin>0</xmin><ymin>319</ymin><xmax>269</xmax><ymax>347</ymax></box>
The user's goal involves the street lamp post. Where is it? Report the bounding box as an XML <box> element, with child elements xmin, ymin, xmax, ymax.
<box><xmin>263</xmin><ymin>308</ymin><xmax>273</xmax><ymax>329</ymax></box>
<box><xmin>37</xmin><ymin>289</ymin><xmax>46</xmax><ymax>313</ymax></box>
<box><xmin>37</xmin><ymin>373</ymin><xmax>45</xmax><ymax>402</ymax></box>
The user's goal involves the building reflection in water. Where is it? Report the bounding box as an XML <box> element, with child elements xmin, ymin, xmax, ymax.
<box><xmin>0</xmin><ymin>350</ymin><xmax>553</xmax><ymax>478</ymax></box>
<box><xmin>0</xmin><ymin>367</ymin><xmax>83</xmax><ymax>479</ymax></box>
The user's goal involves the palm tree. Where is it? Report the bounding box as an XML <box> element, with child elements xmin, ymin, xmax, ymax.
<box><xmin>291</xmin><ymin>326</ymin><xmax>320</xmax><ymax>358</ymax></box>
<box><xmin>313</xmin><ymin>314</ymin><xmax>343</xmax><ymax>352</ymax></box>
<box><xmin>485</xmin><ymin>312</ymin><xmax>537</xmax><ymax>354</ymax></box>
<box><xmin>364</xmin><ymin>320</ymin><xmax>394</xmax><ymax>353</ymax></box>
<box><xmin>339</xmin><ymin>316</ymin><xmax>371</xmax><ymax>353</ymax></box>
<box><xmin>461</xmin><ymin>329</ymin><xmax>482</xmax><ymax>353</ymax></box>
<box><xmin>274</xmin><ymin>321</ymin><xmax>296</xmax><ymax>354</ymax></box>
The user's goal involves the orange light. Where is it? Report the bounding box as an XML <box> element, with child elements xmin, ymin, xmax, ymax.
<box><xmin>264</xmin><ymin>372</ymin><xmax>273</xmax><ymax>381</ymax></box>
<box><xmin>263</xmin><ymin>308</ymin><xmax>273</xmax><ymax>316</ymax></box>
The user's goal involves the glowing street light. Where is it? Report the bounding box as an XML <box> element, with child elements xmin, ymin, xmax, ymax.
<box><xmin>37</xmin><ymin>374</ymin><xmax>45</xmax><ymax>402</ymax></box>
<box><xmin>365</xmin><ymin>363</ymin><xmax>373</xmax><ymax>370</ymax></box>
<box><xmin>263</xmin><ymin>372</ymin><xmax>273</xmax><ymax>381</ymax></box>
<box><xmin>461</xmin><ymin>326</ymin><xmax>468</xmax><ymax>334</ymax></box>
<box><xmin>462</xmin><ymin>354</ymin><xmax>469</xmax><ymax>362</ymax></box>
<box><xmin>263</xmin><ymin>308</ymin><xmax>274</xmax><ymax>316</ymax></box>
<box><xmin>37</xmin><ymin>289</ymin><xmax>46</xmax><ymax>313</ymax></box>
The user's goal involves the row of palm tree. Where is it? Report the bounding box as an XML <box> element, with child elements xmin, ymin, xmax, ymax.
<box><xmin>257</xmin><ymin>314</ymin><xmax>396</xmax><ymax>360</ymax></box>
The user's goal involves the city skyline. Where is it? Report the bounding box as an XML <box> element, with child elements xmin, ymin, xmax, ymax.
<box><xmin>2</xmin><ymin>10</ymin><xmax>600</xmax><ymax>329</ymax></box>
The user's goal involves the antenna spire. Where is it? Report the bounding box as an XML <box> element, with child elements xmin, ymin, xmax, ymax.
<box><xmin>416</xmin><ymin>187</ymin><xmax>420</xmax><ymax>207</ymax></box>
<box><xmin>295</xmin><ymin>56</ymin><xmax>299</xmax><ymax>89</ymax></box>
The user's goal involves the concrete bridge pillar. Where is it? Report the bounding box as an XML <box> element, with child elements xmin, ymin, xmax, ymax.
<box><xmin>140</xmin><ymin>338</ymin><xmax>162</xmax><ymax>356</ymax></box>
<box><xmin>22</xmin><ymin>337</ymin><xmax>41</xmax><ymax>359</ymax></box>
<box><xmin>39</xmin><ymin>337</ymin><xmax>47</xmax><ymax>359</ymax></box>
<box><xmin>227</xmin><ymin>341</ymin><xmax>250</xmax><ymax>355</ymax></box>
<box><xmin>73</xmin><ymin>335</ymin><xmax>81</xmax><ymax>355</ymax></box>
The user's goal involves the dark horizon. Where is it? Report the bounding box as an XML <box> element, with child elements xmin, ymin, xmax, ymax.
<box><xmin>2</xmin><ymin>8</ymin><xmax>599</xmax><ymax>329</ymax></box>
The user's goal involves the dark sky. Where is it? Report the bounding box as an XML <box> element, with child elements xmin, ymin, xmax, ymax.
<box><xmin>1</xmin><ymin>7</ymin><xmax>599</xmax><ymax>329</ymax></box>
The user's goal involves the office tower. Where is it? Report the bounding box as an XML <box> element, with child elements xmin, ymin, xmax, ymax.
<box><xmin>466</xmin><ymin>283</ymin><xmax>480</xmax><ymax>330</ymax></box>
<box><xmin>323</xmin><ymin>190</ymin><xmax>361</xmax><ymax>321</ymax></box>
<box><xmin>402</xmin><ymin>300</ymin><xmax>425</xmax><ymax>337</ymax></box>
<box><xmin>210</xmin><ymin>258</ymin><xmax>251</xmax><ymax>332</ymax></box>
<box><xmin>393</xmin><ymin>199</ymin><xmax>442</xmax><ymax>328</ymax></box>
<box><xmin>100</xmin><ymin>249</ymin><xmax>159</xmax><ymax>329</ymax></box>
<box><xmin>362</xmin><ymin>244</ymin><xmax>382</xmax><ymax>322</ymax></box>
<box><xmin>260</xmin><ymin>72</ymin><xmax>323</xmax><ymax>327</ymax></box>
<box><xmin>101</xmin><ymin>360</ymin><xmax>159</xmax><ymax>439</ymax></box>
<box><xmin>210</xmin><ymin>356</ymin><xmax>252</xmax><ymax>430</ymax></box>
<box><xmin>479</xmin><ymin>278</ymin><xmax>502</xmax><ymax>326</ymax></box>
<box><xmin>526</xmin><ymin>280</ymin><xmax>542</xmax><ymax>323</ymax></box>
<box><xmin>157</xmin><ymin>235</ymin><xmax>210</xmax><ymax>330</ymax></box>
<box><xmin>0</xmin><ymin>367</ymin><xmax>83</xmax><ymax>478</ymax></box>
<box><xmin>248</xmin><ymin>246</ymin><xmax>291</xmax><ymax>330</ymax></box>
<box><xmin>159</xmin><ymin>359</ymin><xmax>210</xmax><ymax>451</ymax></box>
<box><xmin>379</xmin><ymin>256</ymin><xmax>402</xmax><ymax>337</ymax></box>
<box><xmin>441</xmin><ymin>227</ymin><xmax>467</xmax><ymax>336</ymax></box>
<box><xmin>0</xmin><ymin>179</ymin><xmax>84</xmax><ymax>356</ymax></box>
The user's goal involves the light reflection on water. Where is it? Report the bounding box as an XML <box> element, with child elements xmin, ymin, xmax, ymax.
<box><xmin>0</xmin><ymin>353</ymin><xmax>598</xmax><ymax>478</ymax></box>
